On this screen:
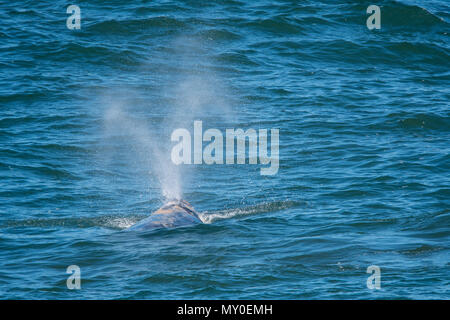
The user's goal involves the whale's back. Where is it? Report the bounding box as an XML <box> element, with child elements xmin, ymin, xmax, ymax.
<box><xmin>127</xmin><ymin>200</ymin><xmax>201</xmax><ymax>231</ymax></box>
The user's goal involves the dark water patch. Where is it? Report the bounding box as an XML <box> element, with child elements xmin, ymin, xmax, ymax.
<box><xmin>381</xmin><ymin>2</ymin><xmax>448</xmax><ymax>29</ymax></box>
<box><xmin>242</xmin><ymin>16</ymin><xmax>306</xmax><ymax>35</ymax></box>
<box><xmin>26</xmin><ymin>42</ymin><xmax>144</xmax><ymax>67</ymax></box>
<box><xmin>1</xmin><ymin>163</ymin><xmax>81</xmax><ymax>181</ymax></box>
<box><xmin>396</xmin><ymin>112</ymin><xmax>450</xmax><ymax>131</ymax></box>
<box><xmin>86</xmin><ymin>16</ymin><xmax>187</xmax><ymax>36</ymax></box>
<box><xmin>386</xmin><ymin>41</ymin><xmax>450</xmax><ymax>66</ymax></box>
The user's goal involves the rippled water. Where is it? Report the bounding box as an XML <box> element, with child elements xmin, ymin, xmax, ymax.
<box><xmin>0</xmin><ymin>0</ymin><xmax>449</xmax><ymax>299</ymax></box>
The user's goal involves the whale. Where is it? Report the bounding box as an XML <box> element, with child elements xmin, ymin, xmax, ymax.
<box><xmin>127</xmin><ymin>199</ymin><xmax>202</xmax><ymax>231</ymax></box>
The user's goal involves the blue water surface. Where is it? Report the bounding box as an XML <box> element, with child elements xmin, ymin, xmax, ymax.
<box><xmin>0</xmin><ymin>0</ymin><xmax>449</xmax><ymax>299</ymax></box>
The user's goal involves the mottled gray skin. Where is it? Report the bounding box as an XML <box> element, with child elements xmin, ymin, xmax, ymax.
<box><xmin>127</xmin><ymin>200</ymin><xmax>202</xmax><ymax>231</ymax></box>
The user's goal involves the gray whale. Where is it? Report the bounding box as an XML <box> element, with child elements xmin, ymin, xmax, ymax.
<box><xmin>127</xmin><ymin>199</ymin><xmax>202</xmax><ymax>231</ymax></box>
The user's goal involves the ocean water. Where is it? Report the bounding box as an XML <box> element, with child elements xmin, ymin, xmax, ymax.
<box><xmin>0</xmin><ymin>0</ymin><xmax>449</xmax><ymax>299</ymax></box>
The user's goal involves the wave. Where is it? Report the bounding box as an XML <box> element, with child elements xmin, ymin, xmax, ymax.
<box><xmin>242</xmin><ymin>16</ymin><xmax>305</xmax><ymax>35</ymax></box>
<box><xmin>85</xmin><ymin>17</ymin><xmax>187</xmax><ymax>36</ymax></box>
<box><xmin>198</xmin><ymin>200</ymin><xmax>300</xmax><ymax>224</ymax></box>
<box><xmin>387</xmin><ymin>112</ymin><xmax>450</xmax><ymax>131</ymax></box>
<box><xmin>2</xmin><ymin>214</ymin><xmax>143</xmax><ymax>230</ymax></box>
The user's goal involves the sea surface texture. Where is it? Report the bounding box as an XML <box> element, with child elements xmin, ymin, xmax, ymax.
<box><xmin>0</xmin><ymin>0</ymin><xmax>449</xmax><ymax>299</ymax></box>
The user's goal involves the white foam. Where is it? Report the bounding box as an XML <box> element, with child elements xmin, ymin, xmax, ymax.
<box><xmin>197</xmin><ymin>201</ymin><xmax>298</xmax><ymax>224</ymax></box>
